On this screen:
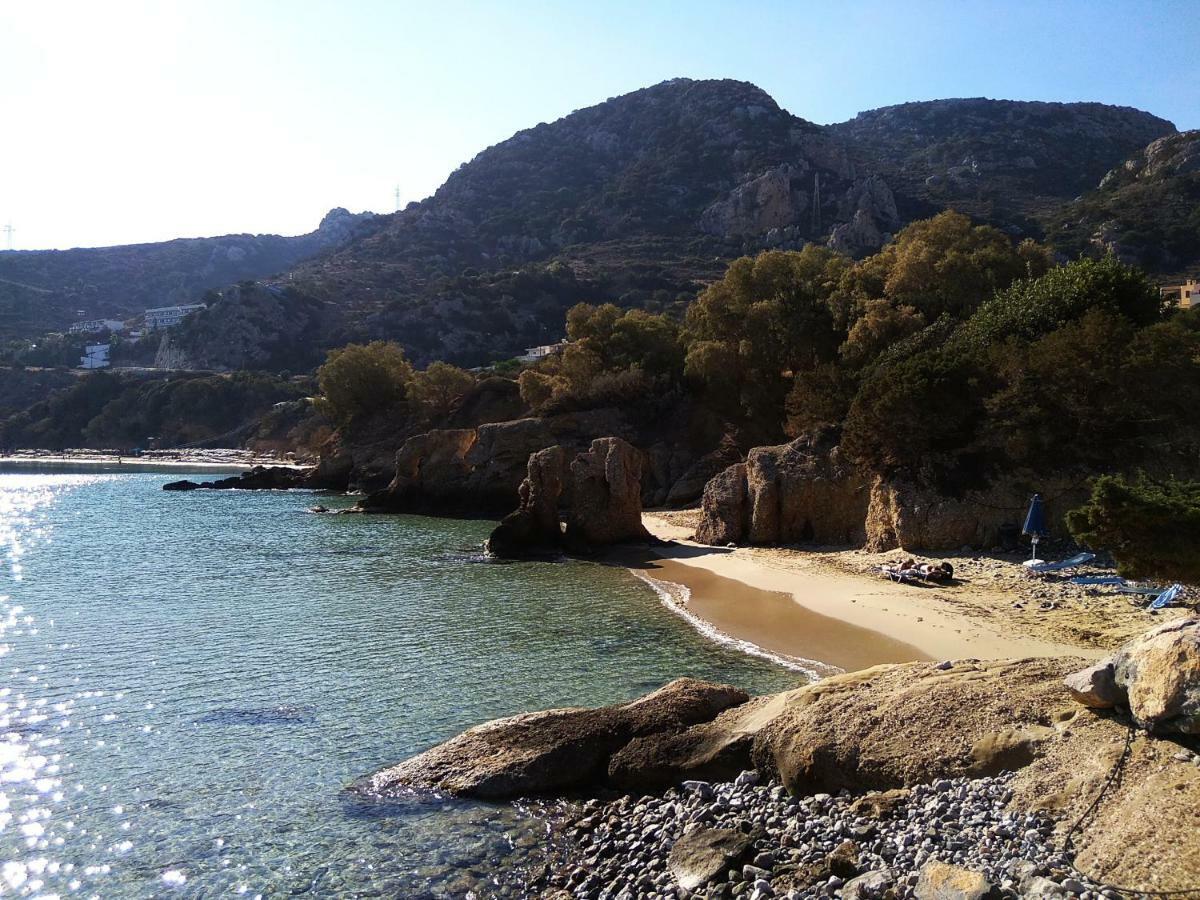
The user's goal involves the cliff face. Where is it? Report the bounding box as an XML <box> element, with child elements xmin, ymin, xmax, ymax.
<box><xmin>1052</xmin><ymin>129</ymin><xmax>1200</xmax><ymax>276</ymax></box>
<box><xmin>693</xmin><ymin>436</ymin><xmax>1089</xmax><ymax>552</ymax></box>
<box><xmin>830</xmin><ymin>98</ymin><xmax>1175</xmax><ymax>229</ymax></box>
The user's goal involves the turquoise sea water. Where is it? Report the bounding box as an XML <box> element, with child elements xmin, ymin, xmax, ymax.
<box><xmin>0</xmin><ymin>472</ymin><xmax>798</xmax><ymax>897</ymax></box>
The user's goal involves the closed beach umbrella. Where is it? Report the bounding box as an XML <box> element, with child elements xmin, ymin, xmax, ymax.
<box><xmin>1022</xmin><ymin>493</ymin><xmax>1049</xmax><ymax>561</ymax></box>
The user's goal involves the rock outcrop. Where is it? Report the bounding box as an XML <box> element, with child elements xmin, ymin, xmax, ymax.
<box><xmin>694</xmin><ymin>436</ymin><xmax>870</xmax><ymax>546</ymax></box>
<box><xmin>162</xmin><ymin>465</ymin><xmax>308</xmax><ymax>491</ymax></box>
<box><xmin>356</xmin><ymin>678</ymin><xmax>749</xmax><ymax>799</ymax></box>
<box><xmin>565</xmin><ymin>437</ymin><xmax>653</xmax><ymax>547</ymax></box>
<box><xmin>486</xmin><ymin>436</ymin><xmax>653</xmax><ymax>556</ymax></box>
<box><xmin>483</xmin><ymin>446</ymin><xmax>568</xmax><ymax>557</ymax></box>
<box><xmin>1064</xmin><ymin>618</ymin><xmax>1200</xmax><ymax>733</ymax></box>
<box><xmin>699</xmin><ymin>164</ymin><xmax>809</xmax><ymax>237</ymax></box>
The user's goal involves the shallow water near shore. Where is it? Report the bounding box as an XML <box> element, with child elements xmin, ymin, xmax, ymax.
<box><xmin>0</xmin><ymin>472</ymin><xmax>798</xmax><ymax>897</ymax></box>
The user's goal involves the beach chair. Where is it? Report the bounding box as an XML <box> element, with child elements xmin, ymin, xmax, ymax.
<box><xmin>1022</xmin><ymin>552</ymin><xmax>1095</xmax><ymax>575</ymax></box>
<box><xmin>1150</xmin><ymin>584</ymin><xmax>1184</xmax><ymax>610</ymax></box>
<box><xmin>880</xmin><ymin>565</ymin><xmax>921</xmax><ymax>585</ymax></box>
<box><xmin>1068</xmin><ymin>576</ymin><xmax>1127</xmax><ymax>586</ymax></box>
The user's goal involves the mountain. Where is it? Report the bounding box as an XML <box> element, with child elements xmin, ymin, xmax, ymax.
<box><xmin>1050</xmin><ymin>130</ymin><xmax>1200</xmax><ymax>277</ymax></box>
<box><xmin>174</xmin><ymin>79</ymin><xmax>907</xmax><ymax>370</ymax></box>
<box><xmin>829</xmin><ymin>98</ymin><xmax>1175</xmax><ymax>231</ymax></box>
<box><xmin>5</xmin><ymin>80</ymin><xmax>1182</xmax><ymax>371</ymax></box>
<box><xmin>0</xmin><ymin>208</ymin><xmax>376</xmax><ymax>341</ymax></box>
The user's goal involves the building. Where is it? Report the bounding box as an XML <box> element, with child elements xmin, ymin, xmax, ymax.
<box><xmin>516</xmin><ymin>341</ymin><xmax>567</xmax><ymax>363</ymax></box>
<box><xmin>1160</xmin><ymin>280</ymin><xmax>1199</xmax><ymax>309</ymax></box>
<box><xmin>68</xmin><ymin>318</ymin><xmax>125</xmax><ymax>334</ymax></box>
<box><xmin>79</xmin><ymin>343</ymin><xmax>110</xmax><ymax>369</ymax></box>
<box><xmin>144</xmin><ymin>303</ymin><xmax>206</xmax><ymax>331</ymax></box>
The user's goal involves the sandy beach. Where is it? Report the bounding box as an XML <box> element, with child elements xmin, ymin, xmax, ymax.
<box><xmin>633</xmin><ymin>510</ymin><xmax>1185</xmax><ymax>673</ymax></box>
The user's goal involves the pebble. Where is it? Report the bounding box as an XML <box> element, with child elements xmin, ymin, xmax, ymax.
<box><xmin>542</xmin><ymin>771</ymin><xmax>1104</xmax><ymax>900</ymax></box>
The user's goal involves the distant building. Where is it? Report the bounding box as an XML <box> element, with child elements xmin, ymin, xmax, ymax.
<box><xmin>516</xmin><ymin>341</ymin><xmax>567</xmax><ymax>363</ymax></box>
<box><xmin>79</xmin><ymin>343</ymin><xmax>110</xmax><ymax>369</ymax></box>
<box><xmin>68</xmin><ymin>318</ymin><xmax>125</xmax><ymax>334</ymax></box>
<box><xmin>144</xmin><ymin>303</ymin><xmax>206</xmax><ymax>331</ymax></box>
<box><xmin>1160</xmin><ymin>280</ymin><xmax>1199</xmax><ymax>309</ymax></box>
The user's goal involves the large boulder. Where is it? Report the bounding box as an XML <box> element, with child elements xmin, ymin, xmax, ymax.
<box><xmin>667</xmin><ymin>827</ymin><xmax>754</xmax><ymax>890</ymax></box>
<box><xmin>485</xmin><ymin>446</ymin><xmax>568</xmax><ymax>557</ymax></box>
<box><xmin>162</xmin><ymin>465</ymin><xmax>307</xmax><ymax>492</ymax></box>
<box><xmin>356</xmin><ymin>678</ymin><xmax>749</xmax><ymax>800</ymax></box>
<box><xmin>694</xmin><ymin>436</ymin><xmax>870</xmax><ymax>546</ymax></box>
<box><xmin>565</xmin><ymin>437</ymin><xmax>653</xmax><ymax>548</ymax></box>
<box><xmin>914</xmin><ymin>861</ymin><xmax>994</xmax><ymax>900</ymax></box>
<box><xmin>1064</xmin><ymin>618</ymin><xmax>1200</xmax><ymax>733</ymax></box>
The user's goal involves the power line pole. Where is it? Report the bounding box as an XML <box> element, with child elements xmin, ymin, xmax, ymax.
<box><xmin>394</xmin><ymin>185</ymin><xmax>402</xmax><ymax>212</ymax></box>
<box><xmin>2</xmin><ymin>223</ymin><xmax>14</xmax><ymax>250</ymax></box>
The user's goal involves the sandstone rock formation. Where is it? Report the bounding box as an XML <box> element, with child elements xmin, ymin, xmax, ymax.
<box><xmin>693</xmin><ymin>436</ymin><xmax>1085</xmax><ymax>552</ymax></box>
<box><xmin>486</xmin><ymin>436</ymin><xmax>653</xmax><ymax>556</ymax></box>
<box><xmin>484</xmin><ymin>446</ymin><xmax>568</xmax><ymax>557</ymax></box>
<box><xmin>1064</xmin><ymin>618</ymin><xmax>1200</xmax><ymax>733</ymax></box>
<box><xmin>356</xmin><ymin>678</ymin><xmax>748</xmax><ymax>799</ymax></box>
<box><xmin>565</xmin><ymin>437</ymin><xmax>653</xmax><ymax>548</ymax></box>
<box><xmin>694</xmin><ymin>436</ymin><xmax>870</xmax><ymax>546</ymax></box>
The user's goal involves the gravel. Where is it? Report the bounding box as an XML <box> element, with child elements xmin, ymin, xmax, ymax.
<box><xmin>537</xmin><ymin>771</ymin><xmax>1112</xmax><ymax>899</ymax></box>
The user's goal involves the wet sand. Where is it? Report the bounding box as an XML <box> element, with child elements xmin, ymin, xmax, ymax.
<box><xmin>634</xmin><ymin>512</ymin><xmax>1099</xmax><ymax>673</ymax></box>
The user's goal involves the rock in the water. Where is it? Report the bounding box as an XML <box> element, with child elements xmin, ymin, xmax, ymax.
<box><xmin>485</xmin><ymin>446</ymin><xmax>568</xmax><ymax>556</ymax></box>
<box><xmin>565</xmin><ymin>437</ymin><xmax>652</xmax><ymax>547</ymax></box>
<box><xmin>915</xmin><ymin>860</ymin><xmax>995</xmax><ymax>900</ymax></box>
<box><xmin>161</xmin><ymin>466</ymin><xmax>307</xmax><ymax>492</ymax></box>
<box><xmin>357</xmin><ymin>678</ymin><xmax>749</xmax><ymax>799</ymax></box>
<box><xmin>667</xmin><ymin>826</ymin><xmax>753</xmax><ymax>890</ymax></box>
<box><xmin>1063</xmin><ymin>660</ymin><xmax>1121</xmax><ymax>709</ymax></box>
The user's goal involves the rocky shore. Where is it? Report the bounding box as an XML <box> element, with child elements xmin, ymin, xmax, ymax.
<box><xmin>357</xmin><ymin>621</ymin><xmax>1200</xmax><ymax>896</ymax></box>
<box><xmin>541</xmin><ymin>772</ymin><xmax>1103</xmax><ymax>899</ymax></box>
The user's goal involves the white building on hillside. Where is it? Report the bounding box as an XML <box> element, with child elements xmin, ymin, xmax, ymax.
<box><xmin>144</xmin><ymin>303</ymin><xmax>206</xmax><ymax>331</ymax></box>
<box><xmin>80</xmin><ymin>343</ymin><xmax>110</xmax><ymax>369</ymax></box>
<box><xmin>69</xmin><ymin>318</ymin><xmax>125</xmax><ymax>334</ymax></box>
<box><xmin>516</xmin><ymin>341</ymin><xmax>567</xmax><ymax>363</ymax></box>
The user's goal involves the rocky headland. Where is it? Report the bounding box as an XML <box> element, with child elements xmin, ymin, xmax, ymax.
<box><xmin>356</xmin><ymin>622</ymin><xmax>1200</xmax><ymax>897</ymax></box>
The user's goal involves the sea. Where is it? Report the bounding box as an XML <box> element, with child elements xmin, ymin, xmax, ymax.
<box><xmin>0</xmin><ymin>470</ymin><xmax>799</xmax><ymax>897</ymax></box>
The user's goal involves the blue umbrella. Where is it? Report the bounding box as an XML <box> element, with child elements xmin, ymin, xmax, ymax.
<box><xmin>1022</xmin><ymin>493</ymin><xmax>1049</xmax><ymax>561</ymax></box>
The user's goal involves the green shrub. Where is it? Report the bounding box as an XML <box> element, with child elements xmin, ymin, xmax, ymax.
<box><xmin>316</xmin><ymin>341</ymin><xmax>413</xmax><ymax>426</ymax></box>
<box><xmin>1067</xmin><ymin>474</ymin><xmax>1200</xmax><ymax>582</ymax></box>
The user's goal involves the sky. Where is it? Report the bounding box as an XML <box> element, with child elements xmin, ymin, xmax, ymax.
<box><xmin>2</xmin><ymin>0</ymin><xmax>1197</xmax><ymax>251</ymax></box>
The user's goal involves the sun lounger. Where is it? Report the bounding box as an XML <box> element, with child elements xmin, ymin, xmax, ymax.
<box><xmin>1117</xmin><ymin>584</ymin><xmax>1165</xmax><ymax>596</ymax></box>
<box><xmin>1068</xmin><ymin>575</ymin><xmax>1127</xmax><ymax>586</ymax></box>
<box><xmin>1150</xmin><ymin>584</ymin><xmax>1184</xmax><ymax>610</ymax></box>
<box><xmin>1023</xmin><ymin>552</ymin><xmax>1095</xmax><ymax>574</ymax></box>
<box><xmin>880</xmin><ymin>566</ymin><xmax>922</xmax><ymax>585</ymax></box>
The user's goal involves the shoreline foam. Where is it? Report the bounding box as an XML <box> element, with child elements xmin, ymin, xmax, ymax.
<box><xmin>633</xmin><ymin>511</ymin><xmax>1102</xmax><ymax>669</ymax></box>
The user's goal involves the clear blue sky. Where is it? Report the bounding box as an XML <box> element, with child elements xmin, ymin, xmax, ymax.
<box><xmin>2</xmin><ymin>0</ymin><xmax>1196</xmax><ymax>250</ymax></box>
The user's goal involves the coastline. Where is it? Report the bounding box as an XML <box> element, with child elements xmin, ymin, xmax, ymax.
<box><xmin>0</xmin><ymin>450</ymin><xmax>311</xmax><ymax>475</ymax></box>
<box><xmin>631</xmin><ymin>511</ymin><xmax>1113</xmax><ymax>671</ymax></box>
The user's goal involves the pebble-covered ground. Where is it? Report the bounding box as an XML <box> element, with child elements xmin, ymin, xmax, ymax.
<box><xmin>537</xmin><ymin>771</ymin><xmax>1118</xmax><ymax>900</ymax></box>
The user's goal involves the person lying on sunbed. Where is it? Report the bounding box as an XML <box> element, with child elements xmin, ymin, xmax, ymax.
<box><xmin>920</xmin><ymin>561</ymin><xmax>954</xmax><ymax>583</ymax></box>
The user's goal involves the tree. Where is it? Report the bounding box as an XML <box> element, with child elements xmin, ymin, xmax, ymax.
<box><xmin>316</xmin><ymin>341</ymin><xmax>413</xmax><ymax>426</ymax></box>
<box><xmin>839</xmin><ymin>300</ymin><xmax>926</xmax><ymax>367</ymax></box>
<box><xmin>518</xmin><ymin>369</ymin><xmax>565</xmax><ymax>413</ymax></box>
<box><xmin>840</xmin><ymin>211</ymin><xmax>1051</xmax><ymax>322</ymax></box>
<box><xmin>410</xmin><ymin>362</ymin><xmax>475</xmax><ymax>420</ymax></box>
<box><xmin>1067</xmin><ymin>474</ymin><xmax>1200</xmax><ymax>582</ymax></box>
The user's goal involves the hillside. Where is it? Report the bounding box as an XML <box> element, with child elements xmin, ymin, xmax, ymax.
<box><xmin>5</xmin><ymin>80</ymin><xmax>1183</xmax><ymax>372</ymax></box>
<box><xmin>829</xmin><ymin>98</ymin><xmax>1175</xmax><ymax>232</ymax></box>
<box><xmin>1051</xmin><ymin>129</ymin><xmax>1200</xmax><ymax>277</ymax></box>
<box><xmin>0</xmin><ymin>208</ymin><xmax>376</xmax><ymax>341</ymax></box>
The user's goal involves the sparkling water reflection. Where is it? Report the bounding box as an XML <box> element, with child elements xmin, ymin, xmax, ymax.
<box><xmin>0</xmin><ymin>473</ymin><xmax>799</xmax><ymax>897</ymax></box>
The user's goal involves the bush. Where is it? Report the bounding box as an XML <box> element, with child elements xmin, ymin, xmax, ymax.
<box><xmin>1067</xmin><ymin>474</ymin><xmax>1200</xmax><ymax>582</ymax></box>
<box><xmin>410</xmin><ymin>362</ymin><xmax>475</xmax><ymax>420</ymax></box>
<box><xmin>316</xmin><ymin>341</ymin><xmax>413</xmax><ymax>426</ymax></box>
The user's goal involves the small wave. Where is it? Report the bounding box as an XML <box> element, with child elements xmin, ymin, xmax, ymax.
<box><xmin>628</xmin><ymin>569</ymin><xmax>840</xmax><ymax>680</ymax></box>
